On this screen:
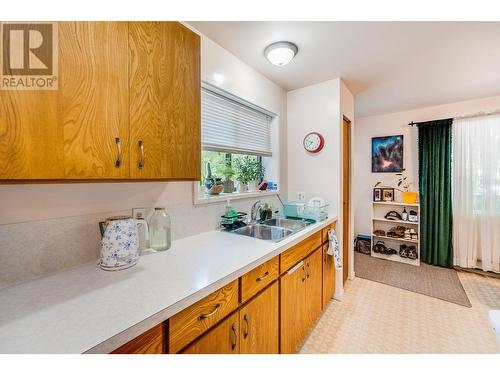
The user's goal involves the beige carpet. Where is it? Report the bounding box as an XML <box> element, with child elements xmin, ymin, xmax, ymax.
<box><xmin>300</xmin><ymin>272</ymin><xmax>500</xmax><ymax>353</ymax></box>
<box><xmin>354</xmin><ymin>252</ymin><xmax>471</xmax><ymax>307</ymax></box>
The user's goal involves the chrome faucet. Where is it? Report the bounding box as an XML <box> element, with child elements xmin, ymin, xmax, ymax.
<box><xmin>251</xmin><ymin>200</ymin><xmax>264</xmax><ymax>222</ymax></box>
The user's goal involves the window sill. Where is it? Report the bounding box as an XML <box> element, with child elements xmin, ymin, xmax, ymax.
<box><xmin>193</xmin><ymin>188</ymin><xmax>280</xmax><ymax>206</ymax></box>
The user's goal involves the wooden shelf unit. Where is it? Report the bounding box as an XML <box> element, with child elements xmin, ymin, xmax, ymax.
<box><xmin>371</xmin><ymin>201</ymin><xmax>420</xmax><ymax>266</ymax></box>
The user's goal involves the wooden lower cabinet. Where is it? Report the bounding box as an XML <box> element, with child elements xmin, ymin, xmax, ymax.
<box><xmin>111</xmin><ymin>324</ymin><xmax>164</xmax><ymax>354</ymax></box>
<box><xmin>182</xmin><ymin>311</ymin><xmax>239</xmax><ymax>354</ymax></box>
<box><xmin>240</xmin><ymin>282</ymin><xmax>279</xmax><ymax>354</ymax></box>
<box><xmin>304</xmin><ymin>248</ymin><xmax>323</xmax><ymax>329</ymax></box>
<box><xmin>280</xmin><ymin>260</ymin><xmax>307</xmax><ymax>354</ymax></box>
<box><xmin>280</xmin><ymin>247</ymin><xmax>323</xmax><ymax>354</ymax></box>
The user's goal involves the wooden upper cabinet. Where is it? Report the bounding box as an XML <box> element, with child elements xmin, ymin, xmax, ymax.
<box><xmin>129</xmin><ymin>22</ymin><xmax>201</xmax><ymax>180</ymax></box>
<box><xmin>59</xmin><ymin>22</ymin><xmax>130</xmax><ymax>179</ymax></box>
<box><xmin>0</xmin><ymin>86</ymin><xmax>62</xmax><ymax>179</ymax></box>
<box><xmin>1</xmin><ymin>21</ymin><xmax>200</xmax><ymax>182</ymax></box>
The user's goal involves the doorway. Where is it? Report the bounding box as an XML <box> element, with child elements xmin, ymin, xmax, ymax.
<box><xmin>342</xmin><ymin>117</ymin><xmax>351</xmax><ymax>282</ymax></box>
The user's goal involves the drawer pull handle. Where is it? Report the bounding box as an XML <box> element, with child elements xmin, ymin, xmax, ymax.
<box><xmin>138</xmin><ymin>140</ymin><xmax>145</xmax><ymax>169</ymax></box>
<box><xmin>231</xmin><ymin>323</ymin><xmax>237</xmax><ymax>350</ymax></box>
<box><xmin>256</xmin><ymin>271</ymin><xmax>269</xmax><ymax>282</ymax></box>
<box><xmin>198</xmin><ymin>303</ymin><xmax>221</xmax><ymax>321</ymax></box>
<box><xmin>114</xmin><ymin>137</ymin><xmax>122</xmax><ymax>168</ymax></box>
<box><xmin>243</xmin><ymin>314</ymin><xmax>249</xmax><ymax>339</ymax></box>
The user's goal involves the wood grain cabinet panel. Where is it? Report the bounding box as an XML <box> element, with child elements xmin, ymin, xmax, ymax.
<box><xmin>129</xmin><ymin>22</ymin><xmax>200</xmax><ymax>180</ymax></box>
<box><xmin>59</xmin><ymin>21</ymin><xmax>130</xmax><ymax>179</ymax></box>
<box><xmin>280</xmin><ymin>230</ymin><xmax>322</xmax><ymax>274</ymax></box>
<box><xmin>321</xmin><ymin>222</ymin><xmax>336</xmax><ymax>244</ymax></box>
<box><xmin>240</xmin><ymin>256</ymin><xmax>279</xmax><ymax>303</ymax></box>
<box><xmin>304</xmin><ymin>248</ymin><xmax>323</xmax><ymax>329</ymax></box>
<box><xmin>240</xmin><ymin>282</ymin><xmax>279</xmax><ymax>354</ymax></box>
<box><xmin>169</xmin><ymin>280</ymin><xmax>238</xmax><ymax>353</ymax></box>
<box><xmin>111</xmin><ymin>323</ymin><xmax>164</xmax><ymax>354</ymax></box>
<box><xmin>181</xmin><ymin>311</ymin><xmax>239</xmax><ymax>354</ymax></box>
<box><xmin>280</xmin><ymin>260</ymin><xmax>308</xmax><ymax>354</ymax></box>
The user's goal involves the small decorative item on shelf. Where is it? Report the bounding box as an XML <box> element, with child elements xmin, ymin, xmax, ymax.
<box><xmin>373</xmin><ymin>187</ymin><xmax>382</xmax><ymax>201</ymax></box>
<box><xmin>401</xmin><ymin>207</ymin><xmax>408</xmax><ymax>221</ymax></box>
<box><xmin>408</xmin><ymin>210</ymin><xmax>418</xmax><ymax>222</ymax></box>
<box><xmin>204</xmin><ymin>162</ymin><xmax>224</xmax><ymax>195</ymax></box>
<box><xmin>382</xmin><ymin>188</ymin><xmax>394</xmax><ymax>201</ymax></box>
<box><xmin>384</xmin><ymin>210</ymin><xmax>402</xmax><ymax>221</ymax></box>
<box><xmin>396</xmin><ymin>169</ymin><xmax>419</xmax><ymax>204</ymax></box>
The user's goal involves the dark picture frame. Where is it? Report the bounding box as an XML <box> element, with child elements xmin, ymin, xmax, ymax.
<box><xmin>371</xmin><ymin>135</ymin><xmax>404</xmax><ymax>173</ymax></box>
<box><xmin>382</xmin><ymin>188</ymin><xmax>395</xmax><ymax>202</ymax></box>
<box><xmin>373</xmin><ymin>188</ymin><xmax>382</xmax><ymax>202</ymax></box>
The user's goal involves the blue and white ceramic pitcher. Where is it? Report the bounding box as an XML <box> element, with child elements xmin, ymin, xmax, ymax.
<box><xmin>99</xmin><ymin>216</ymin><xmax>148</xmax><ymax>271</ymax></box>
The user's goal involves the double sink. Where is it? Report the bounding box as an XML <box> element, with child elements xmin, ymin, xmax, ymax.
<box><xmin>231</xmin><ymin>218</ymin><xmax>312</xmax><ymax>242</ymax></box>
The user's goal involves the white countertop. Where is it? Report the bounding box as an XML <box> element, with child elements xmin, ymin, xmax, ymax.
<box><xmin>0</xmin><ymin>217</ymin><xmax>336</xmax><ymax>354</ymax></box>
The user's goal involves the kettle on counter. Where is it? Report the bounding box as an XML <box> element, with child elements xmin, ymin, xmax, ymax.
<box><xmin>99</xmin><ymin>215</ymin><xmax>148</xmax><ymax>271</ymax></box>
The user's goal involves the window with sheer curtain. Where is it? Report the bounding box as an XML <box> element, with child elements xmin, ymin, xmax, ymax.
<box><xmin>453</xmin><ymin>114</ymin><xmax>500</xmax><ymax>272</ymax></box>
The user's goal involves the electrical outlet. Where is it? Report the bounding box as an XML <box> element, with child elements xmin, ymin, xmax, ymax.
<box><xmin>298</xmin><ymin>192</ymin><xmax>306</xmax><ymax>202</ymax></box>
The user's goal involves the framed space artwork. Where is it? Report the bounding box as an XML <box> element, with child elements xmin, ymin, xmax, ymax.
<box><xmin>371</xmin><ymin>135</ymin><xmax>403</xmax><ymax>173</ymax></box>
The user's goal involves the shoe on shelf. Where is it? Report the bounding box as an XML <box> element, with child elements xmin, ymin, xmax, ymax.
<box><xmin>408</xmin><ymin>246</ymin><xmax>418</xmax><ymax>260</ymax></box>
<box><xmin>404</xmin><ymin>228</ymin><xmax>411</xmax><ymax>240</ymax></box>
<box><xmin>399</xmin><ymin>244</ymin><xmax>409</xmax><ymax>258</ymax></box>
<box><xmin>410</xmin><ymin>228</ymin><xmax>418</xmax><ymax>240</ymax></box>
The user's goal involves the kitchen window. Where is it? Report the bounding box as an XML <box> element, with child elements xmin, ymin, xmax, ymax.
<box><xmin>194</xmin><ymin>82</ymin><xmax>279</xmax><ymax>204</ymax></box>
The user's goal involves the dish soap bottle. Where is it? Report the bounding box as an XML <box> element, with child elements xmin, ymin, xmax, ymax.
<box><xmin>149</xmin><ymin>207</ymin><xmax>171</xmax><ymax>251</ymax></box>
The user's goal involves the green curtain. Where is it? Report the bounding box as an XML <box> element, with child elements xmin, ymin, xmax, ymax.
<box><xmin>418</xmin><ymin>119</ymin><xmax>453</xmax><ymax>267</ymax></box>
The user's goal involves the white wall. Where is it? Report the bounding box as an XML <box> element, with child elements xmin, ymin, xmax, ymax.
<box><xmin>287</xmin><ymin>79</ymin><xmax>341</xmax><ymax>210</ymax></box>
<box><xmin>0</xmin><ymin>28</ymin><xmax>286</xmax><ymax>286</ymax></box>
<box><xmin>353</xmin><ymin>94</ymin><xmax>500</xmax><ymax>236</ymax></box>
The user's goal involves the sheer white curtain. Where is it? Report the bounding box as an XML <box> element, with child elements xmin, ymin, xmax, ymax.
<box><xmin>453</xmin><ymin>114</ymin><xmax>500</xmax><ymax>272</ymax></box>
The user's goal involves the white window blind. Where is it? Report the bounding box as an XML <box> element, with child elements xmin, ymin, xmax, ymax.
<box><xmin>201</xmin><ymin>86</ymin><xmax>273</xmax><ymax>157</ymax></box>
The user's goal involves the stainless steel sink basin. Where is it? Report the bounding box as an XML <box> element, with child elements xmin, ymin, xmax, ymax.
<box><xmin>232</xmin><ymin>224</ymin><xmax>294</xmax><ymax>241</ymax></box>
<box><xmin>230</xmin><ymin>218</ymin><xmax>312</xmax><ymax>242</ymax></box>
<box><xmin>260</xmin><ymin>218</ymin><xmax>309</xmax><ymax>231</ymax></box>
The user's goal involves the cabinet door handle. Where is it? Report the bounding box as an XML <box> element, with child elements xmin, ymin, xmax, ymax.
<box><xmin>197</xmin><ymin>303</ymin><xmax>221</xmax><ymax>321</ymax></box>
<box><xmin>243</xmin><ymin>314</ymin><xmax>249</xmax><ymax>339</ymax></box>
<box><xmin>302</xmin><ymin>266</ymin><xmax>306</xmax><ymax>282</ymax></box>
<box><xmin>230</xmin><ymin>323</ymin><xmax>237</xmax><ymax>351</ymax></box>
<box><xmin>114</xmin><ymin>138</ymin><xmax>122</xmax><ymax>168</ymax></box>
<box><xmin>256</xmin><ymin>271</ymin><xmax>269</xmax><ymax>282</ymax></box>
<box><xmin>138</xmin><ymin>140</ymin><xmax>144</xmax><ymax>169</ymax></box>
<box><xmin>306</xmin><ymin>263</ymin><xmax>310</xmax><ymax>278</ymax></box>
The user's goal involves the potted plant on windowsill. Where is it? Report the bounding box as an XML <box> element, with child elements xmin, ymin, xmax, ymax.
<box><xmin>248</xmin><ymin>158</ymin><xmax>265</xmax><ymax>192</ymax></box>
<box><xmin>234</xmin><ymin>157</ymin><xmax>252</xmax><ymax>193</ymax></box>
<box><xmin>396</xmin><ymin>169</ymin><xmax>418</xmax><ymax>204</ymax></box>
<box><xmin>221</xmin><ymin>164</ymin><xmax>235</xmax><ymax>194</ymax></box>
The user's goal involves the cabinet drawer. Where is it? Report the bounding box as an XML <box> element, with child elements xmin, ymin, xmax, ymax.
<box><xmin>240</xmin><ymin>256</ymin><xmax>279</xmax><ymax>303</ymax></box>
<box><xmin>169</xmin><ymin>280</ymin><xmax>239</xmax><ymax>353</ymax></box>
<box><xmin>111</xmin><ymin>323</ymin><xmax>164</xmax><ymax>354</ymax></box>
<box><xmin>280</xmin><ymin>231</ymin><xmax>322</xmax><ymax>274</ymax></box>
<box><xmin>321</xmin><ymin>222</ymin><xmax>336</xmax><ymax>243</ymax></box>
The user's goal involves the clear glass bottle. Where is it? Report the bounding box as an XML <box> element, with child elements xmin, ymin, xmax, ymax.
<box><xmin>148</xmin><ymin>207</ymin><xmax>171</xmax><ymax>251</ymax></box>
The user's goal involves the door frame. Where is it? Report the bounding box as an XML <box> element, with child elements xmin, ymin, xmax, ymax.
<box><xmin>341</xmin><ymin>115</ymin><xmax>354</xmax><ymax>281</ymax></box>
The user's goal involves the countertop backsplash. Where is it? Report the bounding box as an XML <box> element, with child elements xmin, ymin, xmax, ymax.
<box><xmin>0</xmin><ymin>194</ymin><xmax>282</xmax><ymax>289</ymax></box>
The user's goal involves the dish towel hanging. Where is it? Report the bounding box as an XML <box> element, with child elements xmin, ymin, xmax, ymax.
<box><xmin>328</xmin><ymin>229</ymin><xmax>344</xmax><ymax>301</ymax></box>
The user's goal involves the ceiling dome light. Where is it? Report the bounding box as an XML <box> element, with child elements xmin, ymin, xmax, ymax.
<box><xmin>264</xmin><ymin>41</ymin><xmax>298</xmax><ymax>67</ymax></box>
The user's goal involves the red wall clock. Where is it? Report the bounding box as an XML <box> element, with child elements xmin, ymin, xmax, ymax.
<box><xmin>303</xmin><ymin>132</ymin><xmax>325</xmax><ymax>153</ymax></box>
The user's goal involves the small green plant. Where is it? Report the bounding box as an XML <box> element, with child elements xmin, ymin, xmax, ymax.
<box><xmin>234</xmin><ymin>156</ymin><xmax>253</xmax><ymax>184</ymax></box>
<box><xmin>220</xmin><ymin>164</ymin><xmax>235</xmax><ymax>180</ymax></box>
<box><xmin>395</xmin><ymin>169</ymin><xmax>412</xmax><ymax>192</ymax></box>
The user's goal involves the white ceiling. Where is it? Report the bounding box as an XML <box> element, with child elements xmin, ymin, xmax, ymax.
<box><xmin>189</xmin><ymin>21</ymin><xmax>500</xmax><ymax>117</ymax></box>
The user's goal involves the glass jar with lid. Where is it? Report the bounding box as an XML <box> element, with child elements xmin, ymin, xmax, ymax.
<box><xmin>148</xmin><ymin>207</ymin><xmax>171</xmax><ymax>251</ymax></box>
